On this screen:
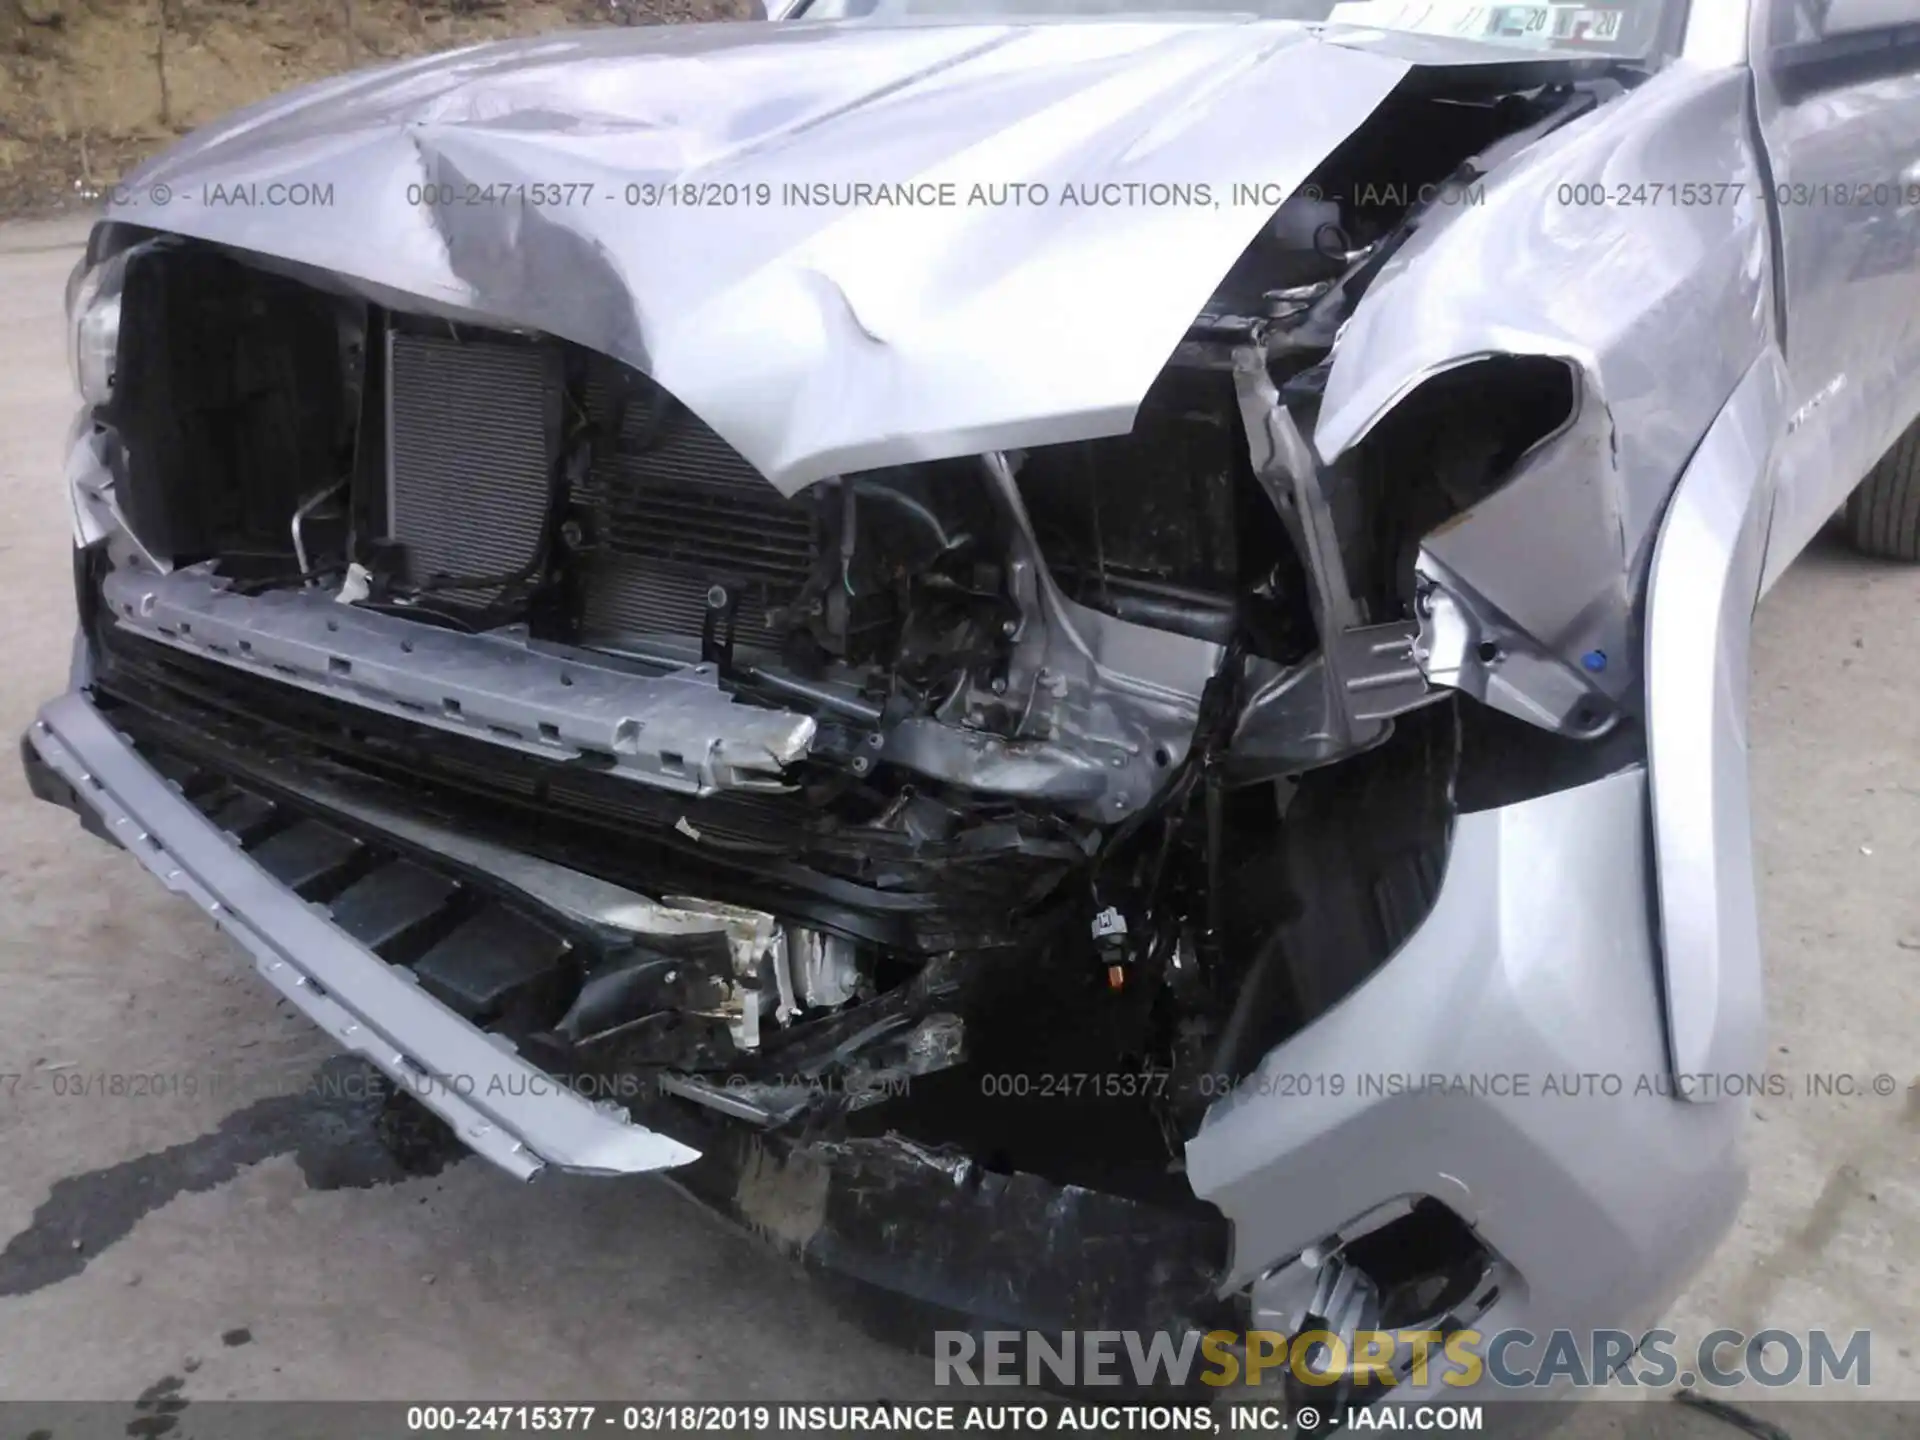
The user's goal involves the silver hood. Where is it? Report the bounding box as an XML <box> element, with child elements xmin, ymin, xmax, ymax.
<box><xmin>107</xmin><ymin>18</ymin><xmax>1413</xmax><ymax>492</ymax></box>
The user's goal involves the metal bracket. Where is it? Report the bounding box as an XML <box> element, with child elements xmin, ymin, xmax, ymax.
<box><xmin>701</xmin><ymin>580</ymin><xmax>740</xmax><ymax>676</ymax></box>
<box><xmin>1332</xmin><ymin>620</ymin><xmax>1433</xmax><ymax>722</ymax></box>
<box><xmin>1231</xmin><ymin>350</ymin><xmax>1440</xmax><ymax>758</ymax></box>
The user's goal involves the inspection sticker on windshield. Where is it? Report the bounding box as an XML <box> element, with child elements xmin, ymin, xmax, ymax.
<box><xmin>1328</xmin><ymin>2</ymin><xmax>1626</xmax><ymax>44</ymax></box>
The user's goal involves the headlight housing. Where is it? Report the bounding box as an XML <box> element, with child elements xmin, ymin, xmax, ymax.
<box><xmin>66</xmin><ymin>250</ymin><xmax>130</xmax><ymax>407</ymax></box>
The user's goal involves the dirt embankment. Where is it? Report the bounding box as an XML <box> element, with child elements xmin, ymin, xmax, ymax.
<box><xmin>0</xmin><ymin>0</ymin><xmax>748</xmax><ymax>214</ymax></box>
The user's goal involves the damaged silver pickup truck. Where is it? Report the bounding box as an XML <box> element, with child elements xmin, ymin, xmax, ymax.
<box><xmin>25</xmin><ymin>0</ymin><xmax>1920</xmax><ymax>1407</ymax></box>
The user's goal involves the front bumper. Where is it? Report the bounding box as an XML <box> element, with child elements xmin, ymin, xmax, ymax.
<box><xmin>23</xmin><ymin>689</ymin><xmax>699</xmax><ymax>1181</ymax></box>
<box><xmin>27</xmin><ymin>679</ymin><xmax>1749</xmax><ymax>1384</ymax></box>
<box><xmin>1187</xmin><ymin>764</ymin><xmax>1752</xmax><ymax>1398</ymax></box>
<box><xmin>22</xmin><ymin>683</ymin><xmax>1230</xmax><ymax>1341</ymax></box>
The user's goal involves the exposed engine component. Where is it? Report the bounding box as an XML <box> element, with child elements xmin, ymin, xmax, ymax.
<box><xmin>1013</xmin><ymin>370</ymin><xmax>1256</xmax><ymax>649</ymax></box>
<box><xmin>75</xmin><ymin>68</ymin><xmax>1617</xmax><ymax>1204</ymax></box>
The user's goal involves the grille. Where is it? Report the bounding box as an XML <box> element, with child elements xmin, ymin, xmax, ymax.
<box><xmin>385</xmin><ymin>330</ymin><xmax>559</xmax><ymax>600</ymax></box>
<box><xmin>576</xmin><ymin>376</ymin><xmax>818</xmax><ymax>654</ymax></box>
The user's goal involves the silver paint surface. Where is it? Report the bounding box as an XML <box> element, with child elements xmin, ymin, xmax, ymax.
<box><xmin>103</xmin><ymin>18</ymin><xmax>1413</xmax><ymax>494</ymax></box>
<box><xmin>1643</xmin><ymin>350</ymin><xmax>1785</xmax><ymax>1090</ymax></box>
<box><xmin>1751</xmin><ymin>9</ymin><xmax>1920</xmax><ymax>587</ymax></box>
<box><xmin>54</xmin><ymin>0</ymin><xmax>1920</xmax><ymax>1337</ymax></box>
<box><xmin>1186</xmin><ymin>767</ymin><xmax>1747</xmax><ymax>1383</ymax></box>
<box><xmin>1317</xmin><ymin>62</ymin><xmax>1772</xmax><ymax>718</ymax></box>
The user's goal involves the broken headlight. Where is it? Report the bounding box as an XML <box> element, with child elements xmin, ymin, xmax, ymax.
<box><xmin>66</xmin><ymin>250</ymin><xmax>129</xmax><ymax>406</ymax></box>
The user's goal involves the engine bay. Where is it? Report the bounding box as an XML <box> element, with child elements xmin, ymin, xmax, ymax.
<box><xmin>70</xmin><ymin>71</ymin><xmax>1638</xmax><ymax>1208</ymax></box>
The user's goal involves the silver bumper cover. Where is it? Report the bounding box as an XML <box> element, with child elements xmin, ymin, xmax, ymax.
<box><xmin>26</xmin><ymin>690</ymin><xmax>701</xmax><ymax>1181</ymax></box>
<box><xmin>1187</xmin><ymin>766</ymin><xmax>1749</xmax><ymax>1396</ymax></box>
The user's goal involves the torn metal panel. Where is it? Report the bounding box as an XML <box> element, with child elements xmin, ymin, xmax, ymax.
<box><xmin>102</xmin><ymin>565</ymin><xmax>817</xmax><ymax>797</ymax></box>
<box><xmin>1315</xmin><ymin>64</ymin><xmax>1772</xmax><ymax>719</ymax></box>
<box><xmin>1233</xmin><ymin>351</ymin><xmax>1382</xmax><ymax>756</ymax></box>
<box><xmin>1414</xmin><ymin>568</ymin><xmax>1615</xmax><ymax>737</ymax></box>
<box><xmin>66</xmin><ymin>410</ymin><xmax>124</xmax><ymax>552</ymax></box>
<box><xmin>101</xmin><ymin>21</ymin><xmax>1414</xmax><ymax>494</ymax></box>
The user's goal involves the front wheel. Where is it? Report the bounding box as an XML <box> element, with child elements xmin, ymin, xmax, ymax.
<box><xmin>1845</xmin><ymin>424</ymin><xmax>1920</xmax><ymax>561</ymax></box>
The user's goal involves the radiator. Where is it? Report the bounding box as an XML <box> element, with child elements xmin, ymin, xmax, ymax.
<box><xmin>383</xmin><ymin>328</ymin><xmax>817</xmax><ymax>649</ymax></box>
<box><xmin>574</xmin><ymin>375</ymin><xmax>818</xmax><ymax>655</ymax></box>
<box><xmin>384</xmin><ymin>330</ymin><xmax>559</xmax><ymax>601</ymax></box>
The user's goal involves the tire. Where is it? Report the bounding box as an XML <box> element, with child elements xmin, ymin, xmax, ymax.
<box><xmin>1844</xmin><ymin>425</ymin><xmax>1920</xmax><ymax>561</ymax></box>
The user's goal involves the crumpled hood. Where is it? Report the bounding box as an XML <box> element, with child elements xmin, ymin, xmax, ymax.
<box><xmin>111</xmin><ymin>18</ymin><xmax>1411</xmax><ymax>493</ymax></box>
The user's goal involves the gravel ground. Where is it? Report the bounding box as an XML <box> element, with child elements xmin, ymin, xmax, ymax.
<box><xmin>0</xmin><ymin>213</ymin><xmax>1915</xmax><ymax>1430</ymax></box>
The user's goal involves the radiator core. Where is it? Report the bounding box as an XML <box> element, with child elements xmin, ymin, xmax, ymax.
<box><xmin>383</xmin><ymin>328</ymin><xmax>818</xmax><ymax>651</ymax></box>
<box><xmin>574</xmin><ymin>376</ymin><xmax>819</xmax><ymax>654</ymax></box>
<box><xmin>384</xmin><ymin>330</ymin><xmax>559</xmax><ymax>601</ymax></box>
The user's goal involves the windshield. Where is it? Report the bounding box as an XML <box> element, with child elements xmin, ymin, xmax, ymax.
<box><xmin>796</xmin><ymin>0</ymin><xmax>1682</xmax><ymax>58</ymax></box>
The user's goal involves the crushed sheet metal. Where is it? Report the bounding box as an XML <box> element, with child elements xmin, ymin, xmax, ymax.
<box><xmin>27</xmin><ymin>692</ymin><xmax>700</xmax><ymax>1179</ymax></box>
<box><xmin>68</xmin><ymin>414</ymin><xmax>168</xmax><ymax>570</ymax></box>
<box><xmin>887</xmin><ymin>450</ymin><xmax>1222</xmax><ymax>820</ymax></box>
<box><xmin>103</xmin><ymin>565</ymin><xmax>816</xmax><ymax>796</ymax></box>
<box><xmin>104</xmin><ymin>20</ymin><xmax>1411</xmax><ymax>494</ymax></box>
<box><xmin>1314</xmin><ymin>65</ymin><xmax>1771</xmax><ymax>709</ymax></box>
